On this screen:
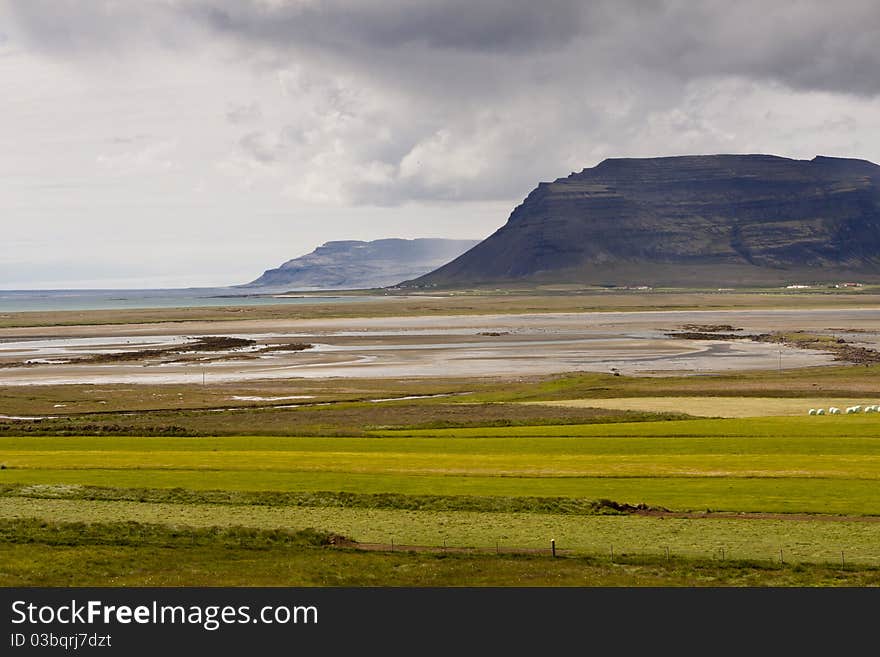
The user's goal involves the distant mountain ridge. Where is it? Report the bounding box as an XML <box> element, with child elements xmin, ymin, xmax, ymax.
<box><xmin>243</xmin><ymin>238</ymin><xmax>480</xmax><ymax>290</ymax></box>
<box><xmin>404</xmin><ymin>154</ymin><xmax>880</xmax><ymax>287</ymax></box>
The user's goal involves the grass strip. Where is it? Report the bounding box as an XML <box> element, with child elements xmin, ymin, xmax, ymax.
<box><xmin>0</xmin><ymin>483</ymin><xmax>647</xmax><ymax>515</ymax></box>
<box><xmin>0</xmin><ymin>517</ymin><xmax>341</xmax><ymax>549</ymax></box>
<box><xmin>2</xmin><ymin>518</ymin><xmax>880</xmax><ymax>586</ymax></box>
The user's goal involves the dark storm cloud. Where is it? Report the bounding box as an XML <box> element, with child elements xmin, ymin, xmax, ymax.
<box><xmin>189</xmin><ymin>0</ymin><xmax>880</xmax><ymax>97</ymax></box>
<box><xmin>6</xmin><ymin>1</ymin><xmax>880</xmax><ymax>95</ymax></box>
<box><xmin>5</xmin><ymin>1</ymin><xmax>879</xmax><ymax>208</ymax></box>
<box><xmin>194</xmin><ymin>0</ymin><xmax>587</xmax><ymax>53</ymax></box>
<box><xmin>627</xmin><ymin>1</ymin><xmax>880</xmax><ymax>97</ymax></box>
<box><xmin>1</xmin><ymin>1</ymin><xmax>185</xmax><ymax>53</ymax></box>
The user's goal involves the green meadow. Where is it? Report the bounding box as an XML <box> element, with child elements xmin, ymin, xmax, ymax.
<box><xmin>2</xmin><ymin>414</ymin><xmax>880</xmax><ymax>574</ymax></box>
<box><xmin>5</xmin><ymin>525</ymin><xmax>879</xmax><ymax>586</ymax></box>
<box><xmin>3</xmin><ymin>353</ymin><xmax>880</xmax><ymax>583</ymax></box>
<box><xmin>3</xmin><ymin>417</ymin><xmax>880</xmax><ymax>515</ymax></box>
<box><xmin>2</xmin><ymin>497</ymin><xmax>880</xmax><ymax>566</ymax></box>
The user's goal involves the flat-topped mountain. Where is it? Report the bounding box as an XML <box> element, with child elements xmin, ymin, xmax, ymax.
<box><xmin>243</xmin><ymin>238</ymin><xmax>479</xmax><ymax>290</ymax></box>
<box><xmin>403</xmin><ymin>155</ymin><xmax>880</xmax><ymax>287</ymax></box>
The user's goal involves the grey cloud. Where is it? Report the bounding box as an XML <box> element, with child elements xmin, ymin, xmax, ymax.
<box><xmin>239</xmin><ymin>131</ymin><xmax>281</xmax><ymax>164</ymax></box>
<box><xmin>622</xmin><ymin>1</ymin><xmax>880</xmax><ymax>97</ymax></box>
<box><xmin>226</xmin><ymin>102</ymin><xmax>262</xmax><ymax>124</ymax></box>
<box><xmin>196</xmin><ymin>0</ymin><xmax>587</xmax><ymax>54</ymax></box>
<box><xmin>237</xmin><ymin>126</ymin><xmax>311</xmax><ymax>165</ymax></box>
<box><xmin>186</xmin><ymin>0</ymin><xmax>880</xmax><ymax>97</ymax></box>
<box><xmin>1</xmin><ymin>1</ymin><xmax>186</xmax><ymax>54</ymax></box>
<box><xmin>108</xmin><ymin>134</ymin><xmax>152</xmax><ymax>145</ymax></box>
<box><xmin>5</xmin><ymin>1</ymin><xmax>880</xmax><ymax>289</ymax></box>
<box><xmin>5</xmin><ymin>0</ymin><xmax>880</xmax><ymax>209</ymax></box>
<box><xmin>6</xmin><ymin>1</ymin><xmax>880</xmax><ymax>95</ymax></box>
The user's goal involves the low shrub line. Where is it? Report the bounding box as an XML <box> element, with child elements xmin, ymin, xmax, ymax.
<box><xmin>0</xmin><ymin>517</ymin><xmax>342</xmax><ymax>549</ymax></box>
<box><xmin>0</xmin><ymin>483</ymin><xmax>650</xmax><ymax>515</ymax></box>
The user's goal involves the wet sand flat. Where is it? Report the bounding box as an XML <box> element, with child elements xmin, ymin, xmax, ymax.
<box><xmin>1</xmin><ymin>308</ymin><xmax>875</xmax><ymax>385</ymax></box>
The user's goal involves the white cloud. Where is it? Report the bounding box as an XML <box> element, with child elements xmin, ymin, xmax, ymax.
<box><xmin>1</xmin><ymin>1</ymin><xmax>880</xmax><ymax>288</ymax></box>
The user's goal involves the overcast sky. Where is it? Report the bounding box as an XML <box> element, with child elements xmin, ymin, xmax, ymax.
<box><xmin>2</xmin><ymin>1</ymin><xmax>880</xmax><ymax>288</ymax></box>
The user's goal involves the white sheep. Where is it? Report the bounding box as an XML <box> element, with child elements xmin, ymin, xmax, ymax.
<box><xmin>829</xmin><ymin>407</ymin><xmax>841</xmax><ymax>414</ymax></box>
<box><xmin>853</xmin><ymin>405</ymin><xmax>862</xmax><ymax>412</ymax></box>
<box><xmin>816</xmin><ymin>409</ymin><xmax>826</xmax><ymax>415</ymax></box>
<box><xmin>808</xmin><ymin>409</ymin><xmax>817</xmax><ymax>415</ymax></box>
<box><xmin>865</xmin><ymin>406</ymin><xmax>876</xmax><ymax>413</ymax></box>
<box><xmin>846</xmin><ymin>407</ymin><xmax>856</xmax><ymax>414</ymax></box>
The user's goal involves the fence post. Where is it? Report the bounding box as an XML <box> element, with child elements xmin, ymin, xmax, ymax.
<box><xmin>551</xmin><ymin>539</ymin><xmax>556</xmax><ymax>558</ymax></box>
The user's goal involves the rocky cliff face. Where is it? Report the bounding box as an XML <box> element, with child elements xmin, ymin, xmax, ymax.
<box><xmin>244</xmin><ymin>238</ymin><xmax>480</xmax><ymax>290</ymax></box>
<box><xmin>404</xmin><ymin>155</ymin><xmax>880</xmax><ymax>287</ymax></box>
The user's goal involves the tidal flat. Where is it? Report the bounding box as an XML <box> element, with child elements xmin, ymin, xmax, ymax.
<box><xmin>3</xmin><ymin>292</ymin><xmax>880</xmax><ymax>585</ymax></box>
<box><xmin>8</xmin><ymin>306</ymin><xmax>880</xmax><ymax>385</ymax></box>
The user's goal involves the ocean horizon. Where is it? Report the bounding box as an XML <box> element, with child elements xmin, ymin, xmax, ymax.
<box><xmin>0</xmin><ymin>287</ymin><xmax>383</xmax><ymax>313</ymax></box>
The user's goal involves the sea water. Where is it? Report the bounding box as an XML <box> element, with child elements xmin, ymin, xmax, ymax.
<box><xmin>0</xmin><ymin>288</ymin><xmax>388</xmax><ymax>312</ymax></box>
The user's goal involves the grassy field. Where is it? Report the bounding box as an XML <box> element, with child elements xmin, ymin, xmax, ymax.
<box><xmin>0</xmin><ymin>400</ymin><xmax>674</xmax><ymax>436</ymax></box>
<box><xmin>376</xmin><ymin>415</ymin><xmax>880</xmax><ymax>437</ymax></box>
<box><xmin>5</xmin><ymin>364</ymin><xmax>880</xmax><ymax>436</ymax></box>
<box><xmin>3</xmin><ymin>400</ymin><xmax>880</xmax><ymax>576</ymax></box>
<box><xmin>2</xmin><ymin>414</ymin><xmax>880</xmax><ymax>577</ymax></box>
<box><xmin>4</xmin><ymin>361</ymin><xmax>880</xmax><ymax>418</ymax></box>
<box><xmin>3</xmin><ymin>293</ymin><xmax>880</xmax><ymax>584</ymax></box>
<box><xmin>4</xmin><ymin>520</ymin><xmax>878</xmax><ymax>587</ymax></box>
<box><xmin>2</xmin><ymin>471</ymin><xmax>879</xmax><ymax>515</ymax></box>
<box><xmin>4</xmin><ymin>427</ymin><xmax>880</xmax><ymax>481</ymax></box>
<box><xmin>3</xmin><ymin>498</ymin><xmax>880</xmax><ymax>564</ymax></box>
<box><xmin>531</xmin><ymin>396</ymin><xmax>880</xmax><ymax>417</ymax></box>
<box><xmin>468</xmin><ymin>366</ymin><xmax>880</xmax><ymax>402</ymax></box>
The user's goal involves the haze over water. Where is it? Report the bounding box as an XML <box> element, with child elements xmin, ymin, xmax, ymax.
<box><xmin>0</xmin><ymin>289</ymin><xmax>384</xmax><ymax>313</ymax></box>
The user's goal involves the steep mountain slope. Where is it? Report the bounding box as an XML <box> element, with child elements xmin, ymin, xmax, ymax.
<box><xmin>403</xmin><ymin>155</ymin><xmax>880</xmax><ymax>287</ymax></box>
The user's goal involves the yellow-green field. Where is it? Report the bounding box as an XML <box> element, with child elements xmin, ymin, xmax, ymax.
<box><xmin>2</xmin><ymin>415</ymin><xmax>880</xmax><ymax>568</ymax></box>
<box><xmin>3</xmin><ymin>292</ymin><xmax>880</xmax><ymax>584</ymax></box>
<box><xmin>530</xmin><ymin>397</ymin><xmax>880</xmax><ymax>417</ymax></box>
<box><xmin>2</xmin><ymin>497</ymin><xmax>879</xmax><ymax>565</ymax></box>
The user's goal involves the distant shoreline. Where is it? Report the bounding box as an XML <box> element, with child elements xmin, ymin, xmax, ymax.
<box><xmin>0</xmin><ymin>288</ymin><xmax>390</xmax><ymax>313</ymax></box>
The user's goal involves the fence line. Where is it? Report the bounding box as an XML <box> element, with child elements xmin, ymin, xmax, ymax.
<box><xmin>357</xmin><ymin>538</ymin><xmax>864</xmax><ymax>567</ymax></box>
